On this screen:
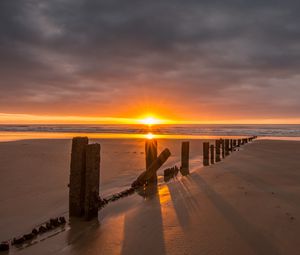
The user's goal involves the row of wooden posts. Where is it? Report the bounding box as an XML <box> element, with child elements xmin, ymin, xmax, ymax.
<box><xmin>68</xmin><ymin>136</ymin><xmax>257</xmax><ymax>220</ymax></box>
<box><xmin>203</xmin><ymin>136</ymin><xmax>257</xmax><ymax>166</ymax></box>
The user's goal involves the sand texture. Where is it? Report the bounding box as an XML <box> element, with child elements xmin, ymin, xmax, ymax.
<box><xmin>0</xmin><ymin>139</ymin><xmax>300</xmax><ymax>254</ymax></box>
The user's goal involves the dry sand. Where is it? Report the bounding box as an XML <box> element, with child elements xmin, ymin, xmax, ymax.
<box><xmin>1</xmin><ymin>139</ymin><xmax>300</xmax><ymax>254</ymax></box>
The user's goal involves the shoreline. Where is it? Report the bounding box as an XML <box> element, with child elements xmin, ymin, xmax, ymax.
<box><xmin>1</xmin><ymin>131</ymin><xmax>300</xmax><ymax>142</ymax></box>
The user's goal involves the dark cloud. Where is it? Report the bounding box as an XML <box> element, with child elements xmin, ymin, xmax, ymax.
<box><xmin>0</xmin><ymin>0</ymin><xmax>300</xmax><ymax>120</ymax></box>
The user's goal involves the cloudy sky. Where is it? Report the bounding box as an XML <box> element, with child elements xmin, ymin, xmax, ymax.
<box><xmin>0</xmin><ymin>0</ymin><xmax>300</xmax><ymax>123</ymax></box>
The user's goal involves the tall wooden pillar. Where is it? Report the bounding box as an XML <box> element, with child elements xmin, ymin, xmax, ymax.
<box><xmin>203</xmin><ymin>142</ymin><xmax>209</xmax><ymax>166</ymax></box>
<box><xmin>69</xmin><ymin>137</ymin><xmax>88</xmax><ymax>217</ymax></box>
<box><xmin>181</xmin><ymin>141</ymin><xmax>190</xmax><ymax>176</ymax></box>
<box><xmin>145</xmin><ymin>140</ymin><xmax>158</xmax><ymax>183</ymax></box>
<box><xmin>84</xmin><ymin>144</ymin><xmax>100</xmax><ymax>220</ymax></box>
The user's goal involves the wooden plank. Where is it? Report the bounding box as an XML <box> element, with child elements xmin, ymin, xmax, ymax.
<box><xmin>69</xmin><ymin>137</ymin><xmax>88</xmax><ymax>217</ymax></box>
<box><xmin>84</xmin><ymin>143</ymin><xmax>100</xmax><ymax>220</ymax></box>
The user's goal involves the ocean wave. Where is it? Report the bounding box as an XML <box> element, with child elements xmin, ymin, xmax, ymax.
<box><xmin>0</xmin><ymin>124</ymin><xmax>300</xmax><ymax>137</ymax></box>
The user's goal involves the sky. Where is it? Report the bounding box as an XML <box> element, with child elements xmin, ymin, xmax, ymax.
<box><xmin>0</xmin><ymin>0</ymin><xmax>300</xmax><ymax>124</ymax></box>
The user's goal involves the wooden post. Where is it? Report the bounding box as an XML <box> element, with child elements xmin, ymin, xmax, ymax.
<box><xmin>69</xmin><ymin>137</ymin><xmax>88</xmax><ymax>217</ymax></box>
<box><xmin>230</xmin><ymin>139</ymin><xmax>233</xmax><ymax>152</ymax></box>
<box><xmin>84</xmin><ymin>143</ymin><xmax>100</xmax><ymax>220</ymax></box>
<box><xmin>225</xmin><ymin>139</ymin><xmax>230</xmax><ymax>156</ymax></box>
<box><xmin>145</xmin><ymin>140</ymin><xmax>158</xmax><ymax>183</ymax></box>
<box><xmin>132</xmin><ymin>148</ymin><xmax>171</xmax><ymax>187</ymax></box>
<box><xmin>203</xmin><ymin>142</ymin><xmax>209</xmax><ymax>166</ymax></box>
<box><xmin>215</xmin><ymin>140</ymin><xmax>221</xmax><ymax>162</ymax></box>
<box><xmin>210</xmin><ymin>144</ymin><xmax>215</xmax><ymax>164</ymax></box>
<box><xmin>180</xmin><ymin>141</ymin><xmax>189</xmax><ymax>176</ymax></box>
<box><xmin>221</xmin><ymin>139</ymin><xmax>225</xmax><ymax>158</ymax></box>
<box><xmin>233</xmin><ymin>139</ymin><xmax>237</xmax><ymax>148</ymax></box>
<box><xmin>237</xmin><ymin>139</ymin><xmax>241</xmax><ymax>147</ymax></box>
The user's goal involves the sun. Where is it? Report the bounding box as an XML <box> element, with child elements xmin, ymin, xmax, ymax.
<box><xmin>139</xmin><ymin>116</ymin><xmax>160</xmax><ymax>125</ymax></box>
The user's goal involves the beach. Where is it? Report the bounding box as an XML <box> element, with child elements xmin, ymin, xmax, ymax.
<box><xmin>2</xmin><ymin>0</ymin><xmax>300</xmax><ymax>253</ymax></box>
<box><xmin>1</xmin><ymin>138</ymin><xmax>300</xmax><ymax>254</ymax></box>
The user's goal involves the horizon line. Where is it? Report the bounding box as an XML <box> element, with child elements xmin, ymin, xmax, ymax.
<box><xmin>1</xmin><ymin>113</ymin><xmax>300</xmax><ymax>125</ymax></box>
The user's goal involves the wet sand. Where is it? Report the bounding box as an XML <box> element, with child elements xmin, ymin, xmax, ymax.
<box><xmin>1</xmin><ymin>139</ymin><xmax>300</xmax><ymax>254</ymax></box>
<box><xmin>0</xmin><ymin>138</ymin><xmax>204</xmax><ymax>240</ymax></box>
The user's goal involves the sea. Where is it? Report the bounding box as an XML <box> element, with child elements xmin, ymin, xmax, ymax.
<box><xmin>0</xmin><ymin>124</ymin><xmax>300</xmax><ymax>141</ymax></box>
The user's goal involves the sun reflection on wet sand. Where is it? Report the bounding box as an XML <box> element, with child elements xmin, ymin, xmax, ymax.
<box><xmin>158</xmin><ymin>185</ymin><xmax>186</xmax><ymax>254</ymax></box>
<box><xmin>145</xmin><ymin>132</ymin><xmax>154</xmax><ymax>140</ymax></box>
<box><xmin>121</xmin><ymin>185</ymin><xmax>166</xmax><ymax>255</ymax></box>
<box><xmin>158</xmin><ymin>185</ymin><xmax>172</xmax><ymax>204</ymax></box>
<box><xmin>99</xmin><ymin>214</ymin><xmax>125</xmax><ymax>255</ymax></box>
<box><xmin>0</xmin><ymin>131</ymin><xmax>249</xmax><ymax>142</ymax></box>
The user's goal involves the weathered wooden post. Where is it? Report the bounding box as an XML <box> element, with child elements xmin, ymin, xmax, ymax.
<box><xmin>203</xmin><ymin>142</ymin><xmax>209</xmax><ymax>166</ymax></box>
<box><xmin>225</xmin><ymin>139</ymin><xmax>230</xmax><ymax>156</ymax></box>
<box><xmin>215</xmin><ymin>140</ymin><xmax>221</xmax><ymax>162</ymax></box>
<box><xmin>221</xmin><ymin>139</ymin><xmax>225</xmax><ymax>158</ymax></box>
<box><xmin>132</xmin><ymin>148</ymin><xmax>171</xmax><ymax>187</ymax></box>
<box><xmin>145</xmin><ymin>139</ymin><xmax>158</xmax><ymax>183</ymax></box>
<box><xmin>230</xmin><ymin>139</ymin><xmax>233</xmax><ymax>152</ymax></box>
<box><xmin>180</xmin><ymin>141</ymin><xmax>190</xmax><ymax>176</ymax></box>
<box><xmin>69</xmin><ymin>137</ymin><xmax>89</xmax><ymax>217</ymax></box>
<box><xmin>210</xmin><ymin>144</ymin><xmax>215</xmax><ymax>164</ymax></box>
<box><xmin>237</xmin><ymin>139</ymin><xmax>241</xmax><ymax>147</ymax></box>
<box><xmin>84</xmin><ymin>143</ymin><xmax>100</xmax><ymax>220</ymax></box>
<box><xmin>233</xmin><ymin>139</ymin><xmax>237</xmax><ymax>148</ymax></box>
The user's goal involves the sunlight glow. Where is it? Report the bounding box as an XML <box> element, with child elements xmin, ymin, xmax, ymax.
<box><xmin>139</xmin><ymin>116</ymin><xmax>161</xmax><ymax>125</ymax></box>
<box><xmin>145</xmin><ymin>117</ymin><xmax>156</xmax><ymax>125</ymax></box>
<box><xmin>158</xmin><ymin>185</ymin><xmax>184</xmax><ymax>254</ymax></box>
<box><xmin>0</xmin><ymin>113</ymin><xmax>174</xmax><ymax>124</ymax></box>
<box><xmin>145</xmin><ymin>132</ymin><xmax>154</xmax><ymax>139</ymax></box>
<box><xmin>1</xmin><ymin>112</ymin><xmax>300</xmax><ymax>125</ymax></box>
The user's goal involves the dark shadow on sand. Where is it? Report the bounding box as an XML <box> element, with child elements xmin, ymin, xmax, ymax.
<box><xmin>166</xmin><ymin>177</ymin><xmax>202</xmax><ymax>229</ymax></box>
<box><xmin>120</xmin><ymin>184</ymin><xmax>166</xmax><ymax>255</ymax></box>
<box><xmin>66</xmin><ymin>217</ymin><xmax>100</xmax><ymax>254</ymax></box>
<box><xmin>189</xmin><ymin>173</ymin><xmax>280</xmax><ymax>255</ymax></box>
